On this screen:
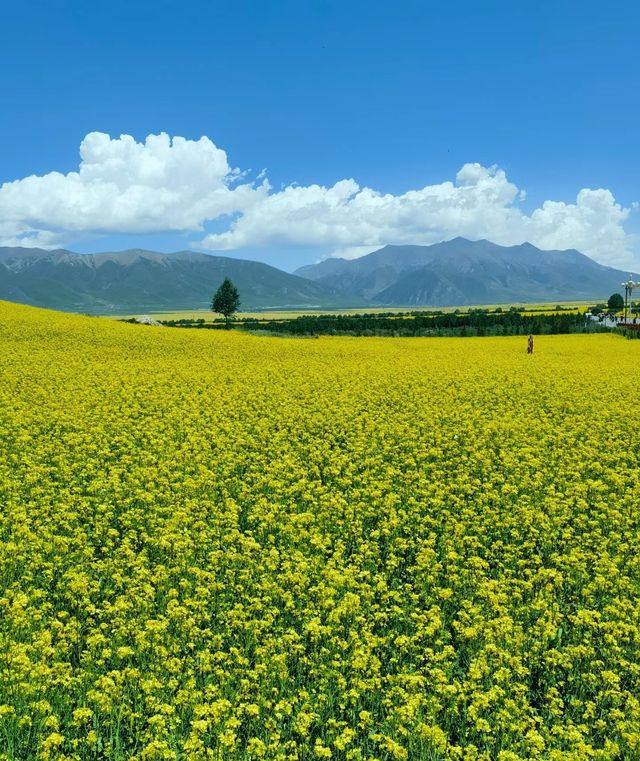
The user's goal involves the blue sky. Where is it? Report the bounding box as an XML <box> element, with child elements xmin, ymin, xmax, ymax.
<box><xmin>1</xmin><ymin>0</ymin><xmax>638</xmax><ymax>271</ymax></box>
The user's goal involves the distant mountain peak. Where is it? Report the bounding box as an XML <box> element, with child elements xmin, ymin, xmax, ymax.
<box><xmin>0</xmin><ymin>246</ymin><xmax>362</xmax><ymax>314</ymax></box>
<box><xmin>3</xmin><ymin>239</ymin><xmax>636</xmax><ymax>313</ymax></box>
<box><xmin>294</xmin><ymin>238</ymin><xmax>640</xmax><ymax>307</ymax></box>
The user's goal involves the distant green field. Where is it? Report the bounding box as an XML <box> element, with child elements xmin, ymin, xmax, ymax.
<box><xmin>115</xmin><ymin>301</ymin><xmax>592</xmax><ymax>322</ymax></box>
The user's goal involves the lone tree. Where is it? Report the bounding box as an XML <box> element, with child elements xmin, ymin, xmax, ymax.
<box><xmin>607</xmin><ymin>293</ymin><xmax>624</xmax><ymax>312</ymax></box>
<box><xmin>212</xmin><ymin>277</ymin><xmax>241</xmax><ymax>328</ymax></box>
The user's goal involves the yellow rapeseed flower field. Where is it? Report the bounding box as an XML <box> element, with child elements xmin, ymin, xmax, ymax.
<box><xmin>1</xmin><ymin>300</ymin><xmax>639</xmax><ymax>760</ymax></box>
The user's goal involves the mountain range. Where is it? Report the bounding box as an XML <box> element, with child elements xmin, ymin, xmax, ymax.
<box><xmin>0</xmin><ymin>239</ymin><xmax>637</xmax><ymax>313</ymax></box>
<box><xmin>295</xmin><ymin>238</ymin><xmax>639</xmax><ymax>306</ymax></box>
<box><xmin>0</xmin><ymin>247</ymin><xmax>358</xmax><ymax>313</ymax></box>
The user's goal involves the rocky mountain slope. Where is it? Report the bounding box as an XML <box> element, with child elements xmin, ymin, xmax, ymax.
<box><xmin>295</xmin><ymin>238</ymin><xmax>638</xmax><ymax>306</ymax></box>
<box><xmin>0</xmin><ymin>248</ymin><xmax>359</xmax><ymax>313</ymax></box>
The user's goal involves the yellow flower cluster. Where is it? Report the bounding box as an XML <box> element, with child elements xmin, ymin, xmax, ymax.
<box><xmin>1</xmin><ymin>301</ymin><xmax>639</xmax><ymax>760</ymax></box>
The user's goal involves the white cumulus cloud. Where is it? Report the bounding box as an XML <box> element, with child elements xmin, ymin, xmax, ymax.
<box><xmin>0</xmin><ymin>132</ymin><xmax>637</xmax><ymax>268</ymax></box>
<box><xmin>0</xmin><ymin>132</ymin><xmax>266</xmax><ymax>247</ymax></box>
<box><xmin>201</xmin><ymin>164</ymin><xmax>638</xmax><ymax>268</ymax></box>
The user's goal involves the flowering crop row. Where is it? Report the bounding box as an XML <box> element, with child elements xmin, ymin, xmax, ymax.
<box><xmin>1</xmin><ymin>301</ymin><xmax>639</xmax><ymax>760</ymax></box>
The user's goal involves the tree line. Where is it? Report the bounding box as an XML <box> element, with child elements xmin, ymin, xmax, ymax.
<box><xmin>129</xmin><ymin>279</ymin><xmax>626</xmax><ymax>337</ymax></box>
<box><xmin>246</xmin><ymin>311</ymin><xmax>598</xmax><ymax>337</ymax></box>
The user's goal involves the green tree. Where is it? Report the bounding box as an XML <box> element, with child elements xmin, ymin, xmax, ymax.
<box><xmin>211</xmin><ymin>278</ymin><xmax>240</xmax><ymax>328</ymax></box>
<box><xmin>607</xmin><ymin>293</ymin><xmax>624</xmax><ymax>312</ymax></box>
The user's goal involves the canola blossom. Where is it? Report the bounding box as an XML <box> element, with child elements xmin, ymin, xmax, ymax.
<box><xmin>1</xmin><ymin>301</ymin><xmax>639</xmax><ymax>760</ymax></box>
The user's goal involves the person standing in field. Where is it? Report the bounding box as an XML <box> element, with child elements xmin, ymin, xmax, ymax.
<box><xmin>527</xmin><ymin>334</ymin><xmax>534</xmax><ymax>354</ymax></box>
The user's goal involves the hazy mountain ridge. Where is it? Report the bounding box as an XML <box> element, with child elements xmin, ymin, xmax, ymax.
<box><xmin>1</xmin><ymin>239</ymin><xmax>637</xmax><ymax>314</ymax></box>
<box><xmin>0</xmin><ymin>248</ymin><xmax>360</xmax><ymax>313</ymax></box>
<box><xmin>295</xmin><ymin>239</ymin><xmax>638</xmax><ymax>306</ymax></box>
